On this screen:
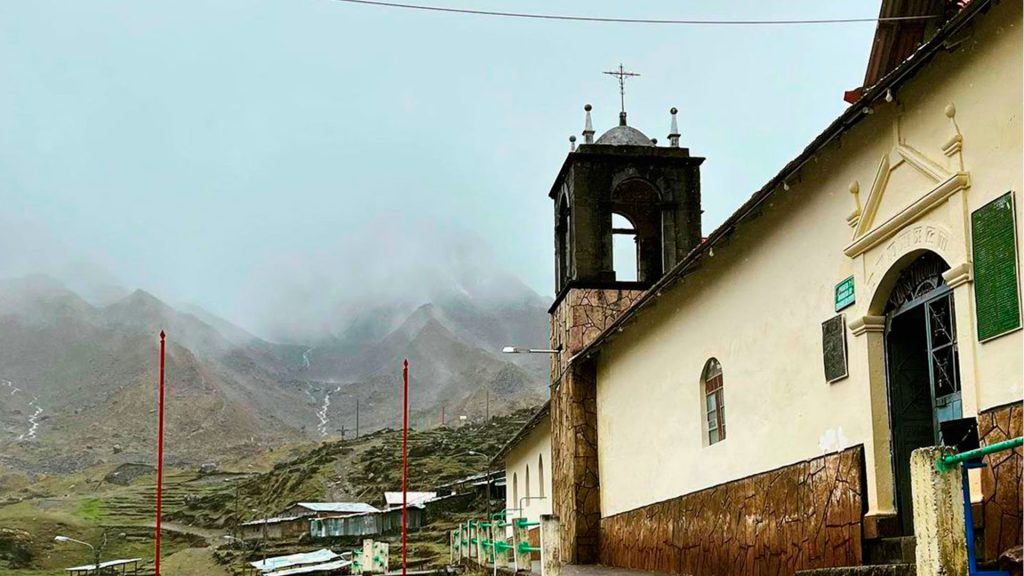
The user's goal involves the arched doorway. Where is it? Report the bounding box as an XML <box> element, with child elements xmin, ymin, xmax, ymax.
<box><xmin>884</xmin><ymin>251</ymin><xmax>963</xmax><ymax>534</ymax></box>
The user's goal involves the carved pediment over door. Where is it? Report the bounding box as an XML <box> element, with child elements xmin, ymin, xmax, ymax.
<box><xmin>845</xmin><ymin>130</ymin><xmax>969</xmax><ymax>259</ymax></box>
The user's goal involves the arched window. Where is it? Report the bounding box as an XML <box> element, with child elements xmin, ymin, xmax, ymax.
<box><xmin>525</xmin><ymin>465</ymin><xmax>531</xmax><ymax>499</ymax></box>
<box><xmin>702</xmin><ymin>358</ymin><xmax>726</xmax><ymax>444</ymax></box>
<box><xmin>512</xmin><ymin>472</ymin><xmax>519</xmax><ymax>506</ymax></box>
<box><xmin>538</xmin><ymin>454</ymin><xmax>545</xmax><ymax>498</ymax></box>
<box><xmin>612</xmin><ymin>213</ymin><xmax>638</xmax><ymax>281</ymax></box>
<box><xmin>610</xmin><ymin>179</ymin><xmax>663</xmax><ymax>283</ymax></box>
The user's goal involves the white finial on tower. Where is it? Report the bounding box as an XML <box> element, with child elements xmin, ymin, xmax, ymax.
<box><xmin>569</xmin><ymin>135</ymin><xmax>577</xmax><ymax>152</ymax></box>
<box><xmin>583</xmin><ymin>104</ymin><xmax>595</xmax><ymax>144</ymax></box>
<box><xmin>668</xmin><ymin>107</ymin><xmax>680</xmax><ymax>148</ymax></box>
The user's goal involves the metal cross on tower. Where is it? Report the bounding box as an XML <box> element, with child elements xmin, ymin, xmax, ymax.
<box><xmin>603</xmin><ymin>64</ymin><xmax>640</xmax><ymax>113</ymax></box>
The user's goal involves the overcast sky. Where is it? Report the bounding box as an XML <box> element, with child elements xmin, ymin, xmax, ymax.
<box><xmin>0</xmin><ymin>0</ymin><xmax>878</xmax><ymax>339</ymax></box>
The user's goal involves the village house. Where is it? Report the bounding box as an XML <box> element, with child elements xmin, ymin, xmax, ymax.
<box><xmin>500</xmin><ymin>1</ymin><xmax>1023</xmax><ymax>575</ymax></box>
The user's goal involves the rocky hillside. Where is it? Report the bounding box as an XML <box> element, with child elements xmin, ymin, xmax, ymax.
<box><xmin>0</xmin><ymin>274</ymin><xmax>549</xmax><ymax>474</ymax></box>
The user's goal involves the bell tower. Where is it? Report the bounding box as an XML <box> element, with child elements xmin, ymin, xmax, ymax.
<box><xmin>549</xmin><ymin>104</ymin><xmax>704</xmax><ymax>563</ymax></box>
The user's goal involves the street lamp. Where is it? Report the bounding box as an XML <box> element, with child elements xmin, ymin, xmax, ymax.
<box><xmin>55</xmin><ymin>534</ymin><xmax>102</xmax><ymax>574</ymax></box>
<box><xmin>464</xmin><ymin>450</ymin><xmax>496</xmax><ymax>525</ymax></box>
<box><xmin>501</xmin><ymin>346</ymin><xmax>560</xmax><ymax>354</ymax></box>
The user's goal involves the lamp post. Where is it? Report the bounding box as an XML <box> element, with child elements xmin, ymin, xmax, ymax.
<box><xmin>55</xmin><ymin>533</ymin><xmax>104</xmax><ymax>574</ymax></box>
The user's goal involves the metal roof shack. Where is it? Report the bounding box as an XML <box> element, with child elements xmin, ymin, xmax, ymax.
<box><xmin>282</xmin><ymin>502</ymin><xmax>380</xmax><ymax>518</ymax></box>
<box><xmin>383</xmin><ymin>491</ymin><xmax>436</xmax><ymax>510</ymax></box>
<box><xmin>250</xmin><ymin>548</ymin><xmax>341</xmax><ymax>572</ymax></box>
<box><xmin>65</xmin><ymin>558</ymin><xmax>142</xmax><ymax>575</ymax></box>
<box><xmin>266</xmin><ymin>559</ymin><xmax>351</xmax><ymax>575</ymax></box>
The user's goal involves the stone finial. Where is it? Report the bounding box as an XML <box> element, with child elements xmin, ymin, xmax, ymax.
<box><xmin>569</xmin><ymin>135</ymin><xmax>577</xmax><ymax>152</ymax></box>
<box><xmin>668</xmin><ymin>107</ymin><xmax>680</xmax><ymax>148</ymax></box>
<box><xmin>846</xmin><ymin>180</ymin><xmax>862</xmax><ymax>228</ymax></box>
<box><xmin>651</xmin><ymin>138</ymin><xmax>658</xmax><ymax>145</ymax></box>
<box><xmin>942</xmin><ymin>102</ymin><xmax>963</xmax><ymax>164</ymax></box>
<box><xmin>582</xmin><ymin>104</ymin><xmax>595</xmax><ymax>144</ymax></box>
<box><xmin>618</xmin><ymin>111</ymin><xmax>627</xmax><ymax>126</ymax></box>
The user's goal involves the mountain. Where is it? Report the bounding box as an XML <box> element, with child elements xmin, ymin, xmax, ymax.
<box><xmin>0</xmin><ymin>272</ymin><xmax>550</xmax><ymax>474</ymax></box>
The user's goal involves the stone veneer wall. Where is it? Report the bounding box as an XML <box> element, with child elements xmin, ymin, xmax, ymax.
<box><xmin>550</xmin><ymin>287</ymin><xmax>644</xmax><ymax>563</ymax></box>
<box><xmin>977</xmin><ymin>401</ymin><xmax>1022</xmax><ymax>562</ymax></box>
<box><xmin>598</xmin><ymin>446</ymin><xmax>865</xmax><ymax>576</ymax></box>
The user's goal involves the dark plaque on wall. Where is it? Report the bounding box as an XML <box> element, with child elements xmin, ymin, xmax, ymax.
<box><xmin>822</xmin><ymin>314</ymin><xmax>848</xmax><ymax>383</ymax></box>
<box><xmin>971</xmin><ymin>191</ymin><xmax>1022</xmax><ymax>342</ymax></box>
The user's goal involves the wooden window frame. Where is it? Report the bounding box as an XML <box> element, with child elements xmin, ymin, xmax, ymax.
<box><xmin>703</xmin><ymin>360</ymin><xmax>726</xmax><ymax>445</ymax></box>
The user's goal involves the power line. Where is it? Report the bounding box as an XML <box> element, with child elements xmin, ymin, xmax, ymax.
<box><xmin>331</xmin><ymin>0</ymin><xmax>938</xmax><ymax>26</ymax></box>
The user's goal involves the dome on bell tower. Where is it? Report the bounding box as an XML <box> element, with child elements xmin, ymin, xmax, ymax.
<box><xmin>594</xmin><ymin>112</ymin><xmax>654</xmax><ymax>146</ymax></box>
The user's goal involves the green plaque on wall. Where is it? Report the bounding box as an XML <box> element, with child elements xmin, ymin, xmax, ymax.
<box><xmin>971</xmin><ymin>191</ymin><xmax>1022</xmax><ymax>342</ymax></box>
<box><xmin>835</xmin><ymin>276</ymin><xmax>855</xmax><ymax>311</ymax></box>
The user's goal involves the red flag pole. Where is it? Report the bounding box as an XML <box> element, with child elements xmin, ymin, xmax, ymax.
<box><xmin>401</xmin><ymin>359</ymin><xmax>409</xmax><ymax>576</ymax></box>
<box><xmin>155</xmin><ymin>331</ymin><xmax>166</xmax><ymax>576</ymax></box>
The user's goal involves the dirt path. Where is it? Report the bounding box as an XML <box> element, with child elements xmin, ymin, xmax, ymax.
<box><xmin>143</xmin><ymin>520</ymin><xmax>223</xmax><ymax>546</ymax></box>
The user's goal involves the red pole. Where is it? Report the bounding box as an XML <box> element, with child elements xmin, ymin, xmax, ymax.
<box><xmin>155</xmin><ymin>331</ymin><xmax>166</xmax><ymax>576</ymax></box>
<box><xmin>401</xmin><ymin>359</ymin><xmax>409</xmax><ymax>576</ymax></box>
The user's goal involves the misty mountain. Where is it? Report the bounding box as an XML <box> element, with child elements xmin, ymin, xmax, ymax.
<box><xmin>0</xmin><ymin>271</ymin><xmax>549</xmax><ymax>473</ymax></box>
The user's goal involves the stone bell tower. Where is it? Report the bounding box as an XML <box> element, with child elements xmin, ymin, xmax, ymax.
<box><xmin>549</xmin><ymin>104</ymin><xmax>703</xmax><ymax>563</ymax></box>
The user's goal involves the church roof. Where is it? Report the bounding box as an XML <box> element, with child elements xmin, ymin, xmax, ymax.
<box><xmin>595</xmin><ymin>125</ymin><xmax>654</xmax><ymax>146</ymax></box>
<box><xmin>491</xmin><ymin>401</ymin><xmax>550</xmax><ymax>466</ymax></box>
<box><xmin>572</xmin><ymin>0</ymin><xmax>995</xmax><ymax>363</ymax></box>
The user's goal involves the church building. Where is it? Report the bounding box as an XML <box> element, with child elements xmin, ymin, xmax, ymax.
<box><xmin>497</xmin><ymin>1</ymin><xmax>1022</xmax><ymax>574</ymax></box>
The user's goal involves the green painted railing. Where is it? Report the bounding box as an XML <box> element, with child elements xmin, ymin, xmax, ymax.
<box><xmin>516</xmin><ymin>541</ymin><xmax>541</xmax><ymax>554</ymax></box>
<box><xmin>936</xmin><ymin>437</ymin><xmax>1022</xmax><ymax>472</ymax></box>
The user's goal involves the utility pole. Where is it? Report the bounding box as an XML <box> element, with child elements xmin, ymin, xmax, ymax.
<box><xmin>155</xmin><ymin>331</ymin><xmax>166</xmax><ymax>576</ymax></box>
<box><xmin>401</xmin><ymin>360</ymin><xmax>410</xmax><ymax>576</ymax></box>
<box><xmin>441</xmin><ymin>406</ymin><xmax>445</xmax><ymax>427</ymax></box>
<box><xmin>355</xmin><ymin>399</ymin><xmax>360</xmax><ymax>439</ymax></box>
<box><xmin>485</xmin><ymin>390</ymin><xmax>490</xmax><ymax>421</ymax></box>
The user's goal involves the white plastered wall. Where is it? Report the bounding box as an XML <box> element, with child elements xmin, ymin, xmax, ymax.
<box><xmin>595</xmin><ymin>1</ymin><xmax>1022</xmax><ymax>519</ymax></box>
<box><xmin>503</xmin><ymin>418</ymin><xmax>553</xmax><ymax>533</ymax></box>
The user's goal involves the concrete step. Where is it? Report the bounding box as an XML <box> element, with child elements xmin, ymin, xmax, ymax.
<box><xmin>865</xmin><ymin>537</ymin><xmax>917</xmax><ymax>565</ymax></box>
<box><xmin>797</xmin><ymin>564</ymin><xmax>915</xmax><ymax>576</ymax></box>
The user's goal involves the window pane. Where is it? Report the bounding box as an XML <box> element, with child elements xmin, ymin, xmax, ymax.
<box><xmin>707</xmin><ymin>412</ymin><xmax>718</xmax><ymax>429</ymax></box>
<box><xmin>708</xmin><ymin>428</ymin><xmax>719</xmax><ymax>444</ymax></box>
<box><xmin>706</xmin><ymin>393</ymin><xmax>717</xmax><ymax>411</ymax></box>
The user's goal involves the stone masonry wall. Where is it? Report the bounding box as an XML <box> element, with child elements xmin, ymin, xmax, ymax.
<box><xmin>598</xmin><ymin>446</ymin><xmax>865</xmax><ymax>576</ymax></box>
<box><xmin>977</xmin><ymin>401</ymin><xmax>1022</xmax><ymax>562</ymax></box>
<box><xmin>550</xmin><ymin>287</ymin><xmax>644</xmax><ymax>564</ymax></box>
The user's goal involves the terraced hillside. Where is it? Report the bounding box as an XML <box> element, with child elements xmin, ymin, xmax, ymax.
<box><xmin>1</xmin><ymin>408</ymin><xmax>535</xmax><ymax>574</ymax></box>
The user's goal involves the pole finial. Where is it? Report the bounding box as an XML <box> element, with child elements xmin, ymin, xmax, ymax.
<box><xmin>668</xmin><ymin>107</ymin><xmax>680</xmax><ymax>148</ymax></box>
<box><xmin>582</xmin><ymin>104</ymin><xmax>595</xmax><ymax>144</ymax></box>
<box><xmin>159</xmin><ymin>330</ymin><xmax>166</xmax><ymax>339</ymax></box>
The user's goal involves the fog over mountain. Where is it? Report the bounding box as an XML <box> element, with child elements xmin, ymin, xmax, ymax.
<box><xmin>244</xmin><ymin>215</ymin><xmax>550</xmax><ymax>344</ymax></box>
<box><xmin>0</xmin><ymin>213</ymin><xmax>550</xmax><ymax>473</ymax></box>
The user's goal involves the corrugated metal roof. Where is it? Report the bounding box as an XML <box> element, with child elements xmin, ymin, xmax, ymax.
<box><xmin>384</xmin><ymin>491</ymin><xmax>436</xmax><ymax>508</ymax></box>
<box><xmin>250</xmin><ymin>549</ymin><xmax>339</xmax><ymax>571</ymax></box>
<box><xmin>296</xmin><ymin>502</ymin><xmax>380</xmax><ymax>514</ymax></box>
<box><xmin>241</xmin><ymin>516</ymin><xmax>307</xmax><ymax>526</ymax></box>
<box><xmin>267</xmin><ymin>559</ymin><xmax>352</xmax><ymax>576</ymax></box>
<box><xmin>66</xmin><ymin>558</ymin><xmax>142</xmax><ymax>571</ymax></box>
